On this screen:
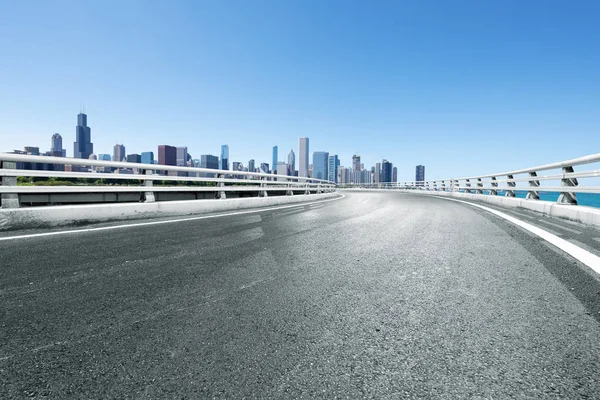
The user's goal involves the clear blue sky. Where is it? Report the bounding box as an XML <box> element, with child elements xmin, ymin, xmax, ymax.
<box><xmin>1</xmin><ymin>0</ymin><xmax>599</xmax><ymax>181</ymax></box>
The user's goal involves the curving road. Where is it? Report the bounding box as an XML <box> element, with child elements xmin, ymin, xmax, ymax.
<box><xmin>1</xmin><ymin>191</ymin><xmax>600</xmax><ymax>398</ymax></box>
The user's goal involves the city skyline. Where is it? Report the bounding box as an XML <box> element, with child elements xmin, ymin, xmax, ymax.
<box><xmin>10</xmin><ymin>110</ymin><xmax>411</xmax><ymax>183</ymax></box>
<box><xmin>2</xmin><ymin>2</ymin><xmax>598</xmax><ymax>182</ymax></box>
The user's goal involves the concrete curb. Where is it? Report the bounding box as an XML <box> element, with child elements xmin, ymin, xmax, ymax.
<box><xmin>0</xmin><ymin>192</ymin><xmax>341</xmax><ymax>231</ymax></box>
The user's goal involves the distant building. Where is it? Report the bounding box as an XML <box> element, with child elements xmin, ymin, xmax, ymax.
<box><xmin>220</xmin><ymin>145</ymin><xmax>229</xmax><ymax>171</ymax></box>
<box><xmin>287</xmin><ymin>149</ymin><xmax>295</xmax><ymax>175</ymax></box>
<box><xmin>200</xmin><ymin>154</ymin><xmax>219</xmax><ymax>169</ymax></box>
<box><xmin>260</xmin><ymin>163</ymin><xmax>269</xmax><ymax>174</ymax></box>
<box><xmin>299</xmin><ymin>137</ymin><xmax>309</xmax><ymax>178</ymax></box>
<box><xmin>248</xmin><ymin>159</ymin><xmax>255</xmax><ymax>174</ymax></box>
<box><xmin>50</xmin><ymin>133</ymin><xmax>66</xmax><ymax>157</ymax></box>
<box><xmin>416</xmin><ymin>165</ymin><xmax>425</xmax><ymax>185</ymax></box>
<box><xmin>352</xmin><ymin>155</ymin><xmax>361</xmax><ymax>172</ymax></box>
<box><xmin>375</xmin><ymin>163</ymin><xmax>381</xmax><ymax>183</ymax></box>
<box><xmin>126</xmin><ymin>154</ymin><xmax>141</xmax><ymax>163</ymax></box>
<box><xmin>98</xmin><ymin>154</ymin><xmax>111</xmax><ymax>161</ymax></box>
<box><xmin>381</xmin><ymin>160</ymin><xmax>392</xmax><ymax>183</ymax></box>
<box><xmin>176</xmin><ymin>146</ymin><xmax>188</xmax><ymax>167</ymax></box>
<box><xmin>392</xmin><ymin>166</ymin><xmax>398</xmax><ymax>183</ymax></box>
<box><xmin>113</xmin><ymin>144</ymin><xmax>126</xmax><ymax>163</ymax></box>
<box><xmin>328</xmin><ymin>155</ymin><xmax>339</xmax><ymax>183</ymax></box>
<box><xmin>312</xmin><ymin>151</ymin><xmax>329</xmax><ymax>181</ymax></box>
<box><xmin>141</xmin><ymin>152</ymin><xmax>154</xmax><ymax>164</ymax></box>
<box><xmin>276</xmin><ymin>161</ymin><xmax>288</xmax><ymax>178</ymax></box>
<box><xmin>272</xmin><ymin>146</ymin><xmax>278</xmax><ymax>174</ymax></box>
<box><xmin>158</xmin><ymin>145</ymin><xmax>177</xmax><ymax>175</ymax></box>
<box><xmin>73</xmin><ymin>113</ymin><xmax>93</xmax><ymax>159</ymax></box>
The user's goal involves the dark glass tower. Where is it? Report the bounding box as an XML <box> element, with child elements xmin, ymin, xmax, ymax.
<box><xmin>73</xmin><ymin>113</ymin><xmax>93</xmax><ymax>159</ymax></box>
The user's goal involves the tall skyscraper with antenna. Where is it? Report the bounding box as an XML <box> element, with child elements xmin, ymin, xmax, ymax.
<box><xmin>73</xmin><ymin>112</ymin><xmax>93</xmax><ymax>159</ymax></box>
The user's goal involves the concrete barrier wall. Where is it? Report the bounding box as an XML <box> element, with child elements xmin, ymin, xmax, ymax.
<box><xmin>0</xmin><ymin>192</ymin><xmax>341</xmax><ymax>231</ymax></box>
<box><xmin>395</xmin><ymin>190</ymin><xmax>600</xmax><ymax>229</ymax></box>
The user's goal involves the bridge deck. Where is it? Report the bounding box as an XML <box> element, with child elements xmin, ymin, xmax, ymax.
<box><xmin>1</xmin><ymin>191</ymin><xmax>600</xmax><ymax>398</ymax></box>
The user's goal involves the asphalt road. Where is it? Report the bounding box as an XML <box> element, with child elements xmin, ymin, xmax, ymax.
<box><xmin>2</xmin><ymin>191</ymin><xmax>600</xmax><ymax>399</ymax></box>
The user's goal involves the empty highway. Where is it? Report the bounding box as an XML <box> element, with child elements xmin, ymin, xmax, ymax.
<box><xmin>2</xmin><ymin>191</ymin><xmax>600</xmax><ymax>398</ymax></box>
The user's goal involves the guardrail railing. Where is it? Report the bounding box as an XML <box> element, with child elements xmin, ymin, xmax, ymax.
<box><xmin>340</xmin><ymin>153</ymin><xmax>600</xmax><ymax>206</ymax></box>
<box><xmin>0</xmin><ymin>153</ymin><xmax>336</xmax><ymax>208</ymax></box>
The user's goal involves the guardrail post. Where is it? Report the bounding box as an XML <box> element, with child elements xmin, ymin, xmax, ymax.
<box><xmin>143</xmin><ymin>170</ymin><xmax>155</xmax><ymax>202</ymax></box>
<box><xmin>490</xmin><ymin>177</ymin><xmax>498</xmax><ymax>196</ymax></box>
<box><xmin>557</xmin><ymin>166</ymin><xmax>578</xmax><ymax>205</ymax></box>
<box><xmin>287</xmin><ymin>182</ymin><xmax>294</xmax><ymax>196</ymax></box>
<box><xmin>526</xmin><ymin>172</ymin><xmax>540</xmax><ymax>200</ymax></box>
<box><xmin>476</xmin><ymin>178</ymin><xmax>483</xmax><ymax>194</ymax></box>
<box><xmin>259</xmin><ymin>177</ymin><xmax>268</xmax><ymax>197</ymax></box>
<box><xmin>505</xmin><ymin>175</ymin><xmax>516</xmax><ymax>197</ymax></box>
<box><xmin>465</xmin><ymin>179</ymin><xmax>472</xmax><ymax>194</ymax></box>
<box><xmin>218</xmin><ymin>174</ymin><xmax>226</xmax><ymax>199</ymax></box>
<box><xmin>0</xmin><ymin>161</ymin><xmax>19</xmax><ymax>208</ymax></box>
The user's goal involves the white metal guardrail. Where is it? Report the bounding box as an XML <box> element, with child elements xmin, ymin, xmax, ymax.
<box><xmin>343</xmin><ymin>153</ymin><xmax>600</xmax><ymax>206</ymax></box>
<box><xmin>0</xmin><ymin>153</ymin><xmax>336</xmax><ymax>208</ymax></box>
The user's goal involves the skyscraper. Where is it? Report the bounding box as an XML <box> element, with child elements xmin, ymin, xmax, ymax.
<box><xmin>50</xmin><ymin>133</ymin><xmax>65</xmax><ymax>157</ymax></box>
<box><xmin>248</xmin><ymin>159</ymin><xmax>255</xmax><ymax>173</ymax></box>
<box><xmin>375</xmin><ymin>163</ymin><xmax>381</xmax><ymax>183</ymax></box>
<box><xmin>287</xmin><ymin>149</ymin><xmax>295</xmax><ymax>175</ymax></box>
<box><xmin>298</xmin><ymin>137</ymin><xmax>309</xmax><ymax>178</ymax></box>
<box><xmin>200</xmin><ymin>154</ymin><xmax>219</xmax><ymax>169</ymax></box>
<box><xmin>141</xmin><ymin>152</ymin><xmax>154</xmax><ymax>164</ymax></box>
<box><xmin>328</xmin><ymin>155</ymin><xmax>339</xmax><ymax>183</ymax></box>
<box><xmin>126</xmin><ymin>154</ymin><xmax>141</xmax><ymax>163</ymax></box>
<box><xmin>176</xmin><ymin>146</ymin><xmax>188</xmax><ymax>166</ymax></box>
<box><xmin>260</xmin><ymin>163</ymin><xmax>269</xmax><ymax>174</ymax></box>
<box><xmin>352</xmin><ymin>155</ymin><xmax>361</xmax><ymax>172</ymax></box>
<box><xmin>416</xmin><ymin>165</ymin><xmax>425</xmax><ymax>185</ymax></box>
<box><xmin>392</xmin><ymin>167</ymin><xmax>398</xmax><ymax>183</ymax></box>
<box><xmin>73</xmin><ymin>113</ymin><xmax>93</xmax><ymax>159</ymax></box>
<box><xmin>312</xmin><ymin>151</ymin><xmax>329</xmax><ymax>180</ymax></box>
<box><xmin>113</xmin><ymin>144</ymin><xmax>126</xmax><ymax>163</ymax></box>
<box><xmin>158</xmin><ymin>145</ymin><xmax>177</xmax><ymax>175</ymax></box>
<box><xmin>272</xmin><ymin>146</ymin><xmax>278</xmax><ymax>174</ymax></box>
<box><xmin>381</xmin><ymin>160</ymin><xmax>392</xmax><ymax>183</ymax></box>
<box><xmin>220</xmin><ymin>145</ymin><xmax>229</xmax><ymax>170</ymax></box>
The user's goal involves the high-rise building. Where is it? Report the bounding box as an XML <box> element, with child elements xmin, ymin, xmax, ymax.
<box><xmin>50</xmin><ymin>133</ymin><xmax>66</xmax><ymax>157</ymax></box>
<box><xmin>260</xmin><ymin>163</ymin><xmax>269</xmax><ymax>174</ymax></box>
<box><xmin>113</xmin><ymin>144</ymin><xmax>126</xmax><ymax>163</ymax></box>
<box><xmin>126</xmin><ymin>154</ymin><xmax>141</xmax><ymax>163</ymax></box>
<box><xmin>352</xmin><ymin>155</ymin><xmax>361</xmax><ymax>172</ymax></box>
<box><xmin>158</xmin><ymin>145</ymin><xmax>177</xmax><ymax>175</ymax></box>
<box><xmin>176</xmin><ymin>146</ymin><xmax>188</xmax><ymax>167</ymax></box>
<box><xmin>141</xmin><ymin>152</ymin><xmax>154</xmax><ymax>164</ymax></box>
<box><xmin>312</xmin><ymin>151</ymin><xmax>329</xmax><ymax>181</ymax></box>
<box><xmin>416</xmin><ymin>165</ymin><xmax>425</xmax><ymax>185</ymax></box>
<box><xmin>381</xmin><ymin>160</ymin><xmax>392</xmax><ymax>183</ymax></box>
<box><xmin>73</xmin><ymin>113</ymin><xmax>93</xmax><ymax>159</ymax></box>
<box><xmin>276</xmin><ymin>161</ymin><xmax>288</xmax><ymax>177</ymax></box>
<box><xmin>248</xmin><ymin>159</ymin><xmax>255</xmax><ymax>173</ymax></box>
<box><xmin>272</xmin><ymin>146</ymin><xmax>278</xmax><ymax>174</ymax></box>
<box><xmin>287</xmin><ymin>149</ymin><xmax>295</xmax><ymax>175</ymax></box>
<box><xmin>299</xmin><ymin>137</ymin><xmax>309</xmax><ymax>178</ymax></box>
<box><xmin>200</xmin><ymin>154</ymin><xmax>219</xmax><ymax>169</ymax></box>
<box><xmin>220</xmin><ymin>145</ymin><xmax>229</xmax><ymax>170</ymax></box>
<box><xmin>392</xmin><ymin>167</ymin><xmax>398</xmax><ymax>183</ymax></box>
<box><xmin>375</xmin><ymin>163</ymin><xmax>381</xmax><ymax>183</ymax></box>
<box><xmin>328</xmin><ymin>155</ymin><xmax>339</xmax><ymax>183</ymax></box>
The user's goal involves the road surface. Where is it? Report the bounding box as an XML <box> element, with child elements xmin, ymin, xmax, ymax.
<box><xmin>1</xmin><ymin>191</ymin><xmax>600</xmax><ymax>398</ymax></box>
